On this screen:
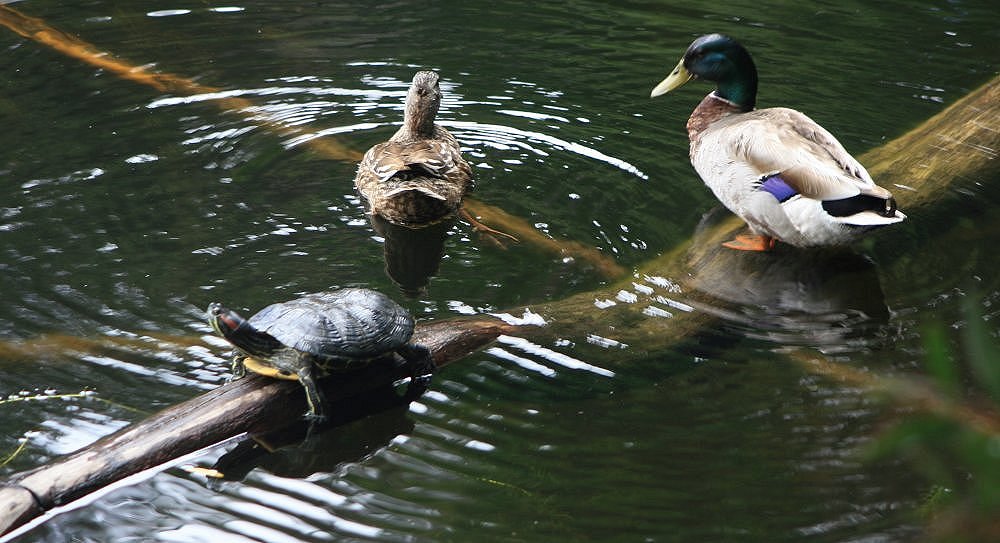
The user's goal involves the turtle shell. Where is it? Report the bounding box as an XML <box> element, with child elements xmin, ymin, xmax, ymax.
<box><xmin>247</xmin><ymin>288</ymin><xmax>414</xmax><ymax>362</ymax></box>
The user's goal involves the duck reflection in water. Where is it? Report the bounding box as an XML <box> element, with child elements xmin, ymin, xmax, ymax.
<box><xmin>685</xmin><ymin>208</ymin><xmax>890</xmax><ymax>348</ymax></box>
<box><xmin>370</xmin><ymin>214</ymin><xmax>450</xmax><ymax>298</ymax></box>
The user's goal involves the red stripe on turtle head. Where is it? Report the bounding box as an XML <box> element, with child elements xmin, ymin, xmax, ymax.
<box><xmin>207</xmin><ymin>302</ymin><xmax>246</xmax><ymax>336</ymax></box>
<box><xmin>218</xmin><ymin>313</ymin><xmax>241</xmax><ymax>331</ymax></box>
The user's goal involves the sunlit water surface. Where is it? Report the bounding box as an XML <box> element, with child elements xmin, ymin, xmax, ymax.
<box><xmin>1</xmin><ymin>1</ymin><xmax>997</xmax><ymax>541</ymax></box>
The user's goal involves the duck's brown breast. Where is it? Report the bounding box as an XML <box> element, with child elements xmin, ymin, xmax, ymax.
<box><xmin>686</xmin><ymin>92</ymin><xmax>743</xmax><ymax>144</ymax></box>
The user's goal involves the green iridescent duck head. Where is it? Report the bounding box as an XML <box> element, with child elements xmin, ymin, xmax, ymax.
<box><xmin>651</xmin><ymin>33</ymin><xmax>759</xmax><ymax>111</ymax></box>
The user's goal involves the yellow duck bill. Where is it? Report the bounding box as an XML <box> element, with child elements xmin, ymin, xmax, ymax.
<box><xmin>650</xmin><ymin>58</ymin><xmax>692</xmax><ymax>97</ymax></box>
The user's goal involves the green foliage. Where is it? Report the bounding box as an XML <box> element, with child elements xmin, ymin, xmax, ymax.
<box><xmin>960</xmin><ymin>295</ymin><xmax>1000</xmax><ymax>404</ymax></box>
<box><xmin>921</xmin><ymin>324</ymin><xmax>960</xmax><ymax>397</ymax></box>
<box><xmin>867</xmin><ymin>295</ymin><xmax>1000</xmax><ymax>541</ymax></box>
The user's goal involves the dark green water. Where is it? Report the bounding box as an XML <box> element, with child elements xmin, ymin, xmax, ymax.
<box><xmin>1</xmin><ymin>1</ymin><xmax>997</xmax><ymax>541</ymax></box>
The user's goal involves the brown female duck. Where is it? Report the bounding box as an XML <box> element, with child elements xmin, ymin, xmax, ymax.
<box><xmin>354</xmin><ymin>71</ymin><xmax>473</xmax><ymax>226</ymax></box>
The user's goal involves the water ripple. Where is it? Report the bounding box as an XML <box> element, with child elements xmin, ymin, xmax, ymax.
<box><xmin>445</xmin><ymin>120</ymin><xmax>647</xmax><ymax>180</ymax></box>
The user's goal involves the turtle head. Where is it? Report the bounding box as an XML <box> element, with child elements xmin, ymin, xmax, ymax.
<box><xmin>207</xmin><ymin>302</ymin><xmax>283</xmax><ymax>358</ymax></box>
<box><xmin>651</xmin><ymin>33</ymin><xmax>758</xmax><ymax>111</ymax></box>
<box><xmin>402</xmin><ymin>70</ymin><xmax>442</xmax><ymax>137</ymax></box>
<box><xmin>207</xmin><ymin>302</ymin><xmax>249</xmax><ymax>341</ymax></box>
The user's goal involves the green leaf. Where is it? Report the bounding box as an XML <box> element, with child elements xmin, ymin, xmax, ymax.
<box><xmin>922</xmin><ymin>322</ymin><xmax>960</xmax><ymax>397</ymax></box>
<box><xmin>961</xmin><ymin>295</ymin><xmax>1000</xmax><ymax>402</ymax></box>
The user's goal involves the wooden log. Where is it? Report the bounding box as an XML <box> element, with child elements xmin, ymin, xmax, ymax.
<box><xmin>0</xmin><ymin>486</ymin><xmax>41</xmax><ymax>535</ymax></box>
<box><xmin>0</xmin><ymin>319</ymin><xmax>515</xmax><ymax>535</ymax></box>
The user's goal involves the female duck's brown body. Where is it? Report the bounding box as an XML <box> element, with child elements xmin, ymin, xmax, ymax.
<box><xmin>354</xmin><ymin>71</ymin><xmax>473</xmax><ymax>226</ymax></box>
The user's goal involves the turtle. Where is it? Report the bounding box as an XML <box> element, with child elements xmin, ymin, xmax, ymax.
<box><xmin>207</xmin><ymin>288</ymin><xmax>434</xmax><ymax>421</ymax></box>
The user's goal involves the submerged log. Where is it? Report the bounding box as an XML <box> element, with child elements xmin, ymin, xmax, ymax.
<box><xmin>0</xmin><ymin>4</ymin><xmax>625</xmax><ymax>280</ymax></box>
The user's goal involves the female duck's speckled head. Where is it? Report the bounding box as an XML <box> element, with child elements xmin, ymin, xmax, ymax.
<box><xmin>402</xmin><ymin>70</ymin><xmax>442</xmax><ymax>138</ymax></box>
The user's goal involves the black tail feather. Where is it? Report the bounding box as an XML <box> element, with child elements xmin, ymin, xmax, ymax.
<box><xmin>822</xmin><ymin>194</ymin><xmax>898</xmax><ymax>218</ymax></box>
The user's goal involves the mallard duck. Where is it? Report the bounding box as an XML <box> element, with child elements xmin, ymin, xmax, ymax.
<box><xmin>355</xmin><ymin>70</ymin><xmax>473</xmax><ymax>226</ymax></box>
<box><xmin>650</xmin><ymin>34</ymin><xmax>905</xmax><ymax>251</ymax></box>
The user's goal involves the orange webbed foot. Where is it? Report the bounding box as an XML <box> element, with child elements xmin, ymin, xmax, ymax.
<box><xmin>722</xmin><ymin>234</ymin><xmax>776</xmax><ymax>252</ymax></box>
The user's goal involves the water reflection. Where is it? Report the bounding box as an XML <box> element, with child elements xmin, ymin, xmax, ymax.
<box><xmin>369</xmin><ymin>215</ymin><xmax>450</xmax><ymax>298</ymax></box>
<box><xmin>685</xmin><ymin>209</ymin><xmax>889</xmax><ymax>349</ymax></box>
<box><xmin>211</xmin><ymin>384</ymin><xmax>414</xmax><ymax>481</ymax></box>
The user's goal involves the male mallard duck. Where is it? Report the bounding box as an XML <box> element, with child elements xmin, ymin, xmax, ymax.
<box><xmin>355</xmin><ymin>71</ymin><xmax>473</xmax><ymax>226</ymax></box>
<box><xmin>651</xmin><ymin>34</ymin><xmax>905</xmax><ymax>251</ymax></box>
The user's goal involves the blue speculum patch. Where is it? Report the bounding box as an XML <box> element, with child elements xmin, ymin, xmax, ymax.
<box><xmin>759</xmin><ymin>174</ymin><xmax>798</xmax><ymax>202</ymax></box>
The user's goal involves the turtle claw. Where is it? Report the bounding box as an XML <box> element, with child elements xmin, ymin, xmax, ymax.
<box><xmin>406</xmin><ymin>372</ymin><xmax>433</xmax><ymax>401</ymax></box>
<box><xmin>412</xmin><ymin>372</ymin><xmax>433</xmax><ymax>388</ymax></box>
<box><xmin>398</xmin><ymin>344</ymin><xmax>436</xmax><ymax>401</ymax></box>
<box><xmin>301</xmin><ymin>411</ymin><xmax>328</xmax><ymax>442</ymax></box>
<box><xmin>303</xmin><ymin>411</ymin><xmax>328</xmax><ymax>424</ymax></box>
<box><xmin>403</xmin><ymin>376</ymin><xmax>431</xmax><ymax>402</ymax></box>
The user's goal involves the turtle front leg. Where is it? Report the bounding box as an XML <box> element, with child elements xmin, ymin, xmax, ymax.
<box><xmin>229</xmin><ymin>352</ymin><xmax>247</xmax><ymax>381</ymax></box>
<box><xmin>268</xmin><ymin>350</ymin><xmax>328</xmax><ymax>421</ymax></box>
<box><xmin>295</xmin><ymin>363</ymin><xmax>328</xmax><ymax>422</ymax></box>
<box><xmin>397</xmin><ymin>344</ymin><xmax>436</xmax><ymax>401</ymax></box>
